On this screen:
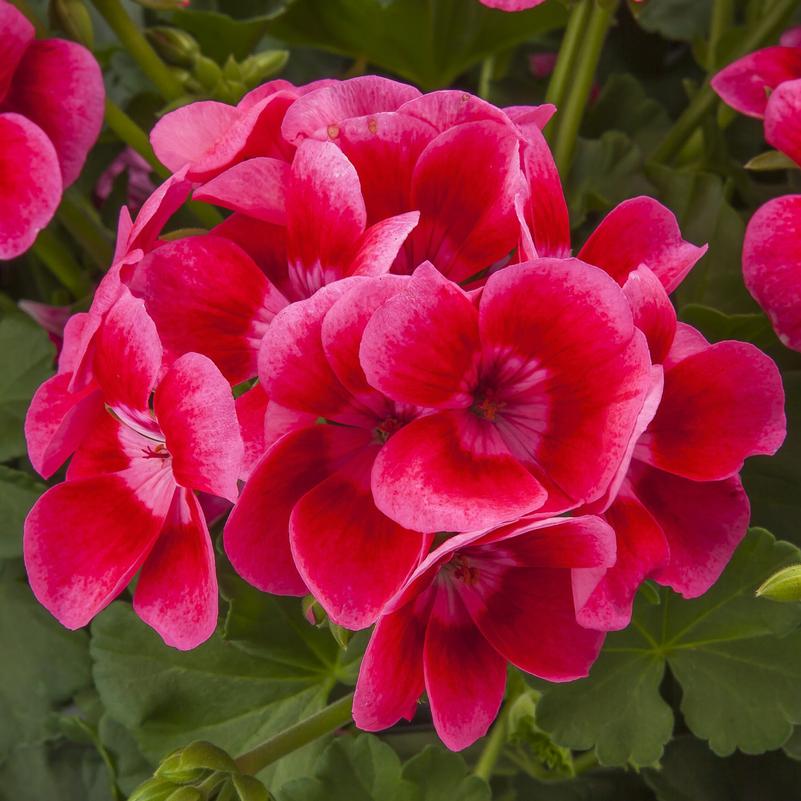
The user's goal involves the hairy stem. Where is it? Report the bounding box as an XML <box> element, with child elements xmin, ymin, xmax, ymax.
<box><xmin>234</xmin><ymin>693</ymin><xmax>354</xmax><ymax>776</ymax></box>
<box><xmin>551</xmin><ymin>0</ymin><xmax>618</xmax><ymax>175</ymax></box>
<box><xmin>91</xmin><ymin>0</ymin><xmax>184</xmax><ymax>101</ymax></box>
<box><xmin>652</xmin><ymin>0</ymin><xmax>797</xmax><ymax>164</ymax></box>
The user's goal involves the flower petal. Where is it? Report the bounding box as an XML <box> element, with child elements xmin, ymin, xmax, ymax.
<box><xmin>0</xmin><ymin>1</ymin><xmax>34</xmax><ymax>101</ymax></box>
<box><xmin>622</xmin><ymin>264</ymin><xmax>677</xmax><ymax>364</ymax></box>
<box><xmin>134</xmin><ymin>488</ymin><xmax>218</xmax><ymax>650</ymax></box>
<box><xmin>637</xmin><ymin>340</ymin><xmax>786</xmax><ymax>481</ymax></box>
<box><xmin>4</xmin><ymin>39</ymin><xmax>103</xmax><ymax>185</ymax></box>
<box><xmin>236</xmin><ymin>382</ymin><xmax>269</xmax><ymax>480</ymax></box>
<box><xmin>0</xmin><ymin>113</ymin><xmax>61</xmax><ymax>259</ymax></box>
<box><xmin>423</xmin><ymin>587</ymin><xmax>506</xmax><ymax>751</ymax></box>
<box><xmin>155</xmin><ymin>352</ymin><xmax>243</xmax><ymax>502</ymax></box>
<box><xmin>742</xmin><ymin>194</ymin><xmax>801</xmax><ymax>351</ymax></box>
<box><xmin>24</xmin><ymin>465</ymin><xmax>174</xmax><ymax>629</ymax></box>
<box><xmin>223</xmin><ymin>424</ymin><xmax>371</xmax><ymax>596</ymax></box>
<box><xmin>291</xmin><ymin>446</ymin><xmax>426</xmax><ymax>629</ymax></box>
<box><xmin>765</xmin><ymin>77</ymin><xmax>801</xmax><ymax>165</ymax></box>
<box><xmin>578</xmin><ymin>196</ymin><xmax>707</xmax><ymax>292</ymax></box>
<box><xmin>372</xmin><ymin>410</ymin><xmax>546</xmax><ymax>533</ymax></box>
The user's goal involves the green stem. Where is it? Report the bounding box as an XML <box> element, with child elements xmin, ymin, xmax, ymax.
<box><xmin>58</xmin><ymin>189</ymin><xmax>115</xmax><ymax>269</ymax></box>
<box><xmin>32</xmin><ymin>228</ymin><xmax>92</xmax><ymax>300</ymax></box>
<box><xmin>551</xmin><ymin>0</ymin><xmax>618</xmax><ymax>175</ymax></box>
<box><xmin>652</xmin><ymin>0</ymin><xmax>797</xmax><ymax>164</ymax></box>
<box><xmin>545</xmin><ymin>0</ymin><xmax>594</xmax><ymax>112</ymax></box>
<box><xmin>706</xmin><ymin>0</ymin><xmax>734</xmax><ymax>72</ymax></box>
<box><xmin>478</xmin><ymin>56</ymin><xmax>495</xmax><ymax>101</ymax></box>
<box><xmin>104</xmin><ymin>99</ymin><xmax>222</xmax><ymax>230</ymax></box>
<box><xmin>473</xmin><ymin>703</ymin><xmax>510</xmax><ymax>782</ymax></box>
<box><xmin>234</xmin><ymin>693</ymin><xmax>354</xmax><ymax>776</ymax></box>
<box><xmin>91</xmin><ymin>0</ymin><xmax>184</xmax><ymax>101</ymax></box>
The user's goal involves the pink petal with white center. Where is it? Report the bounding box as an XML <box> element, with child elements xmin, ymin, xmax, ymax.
<box><xmin>353</xmin><ymin>586</ymin><xmax>434</xmax><ymax>733</ymax></box>
<box><xmin>155</xmin><ymin>353</ymin><xmax>243</xmax><ymax>503</ymax></box>
<box><xmin>24</xmin><ymin>463</ymin><xmax>175</xmax><ymax>630</ymax></box>
<box><xmin>93</xmin><ymin>289</ymin><xmax>162</xmax><ymax>416</ymax></box>
<box><xmin>517</xmin><ymin>124</ymin><xmax>570</xmax><ymax>258</ymax></box>
<box><xmin>371</xmin><ymin>410</ymin><xmax>546</xmax><ymax>533</ymax></box>
<box><xmin>290</xmin><ymin>446</ymin><xmax>426</xmax><ymax>630</ymax></box>
<box><xmin>24</xmin><ymin>373</ymin><xmax>104</xmax><ymax>478</ymax></box>
<box><xmin>333</xmin><ymin>112</ymin><xmax>432</xmax><ymax>223</ymax></box>
<box><xmin>360</xmin><ymin>263</ymin><xmax>480</xmax><ymax>409</ymax></box>
<box><xmin>637</xmin><ymin>341</ymin><xmax>786</xmax><ymax>481</ymax></box>
<box><xmin>236</xmin><ymin>383</ymin><xmax>269</xmax><ymax>480</ymax></box>
<box><xmin>575</xmin><ymin>488</ymin><xmax>669</xmax><ymax>631</ymax></box>
<box><xmin>281</xmin><ymin>76</ymin><xmax>421</xmax><ymax>144</ymax></box>
<box><xmin>150</xmin><ymin>100</ymin><xmax>239</xmax><ymax>173</ymax></box>
<box><xmin>132</xmin><ymin>235</ymin><xmax>287</xmax><ymax>384</ymax></box>
<box><xmin>4</xmin><ymin>39</ymin><xmax>103</xmax><ymax>185</ymax></box>
<box><xmin>711</xmin><ymin>46</ymin><xmax>801</xmax><ymax>118</ymax></box>
<box><xmin>632</xmin><ymin>465</ymin><xmax>750</xmax><ymax>598</ymax></box>
<box><xmin>765</xmin><ymin>77</ymin><xmax>801</xmax><ymax>166</ymax></box>
<box><xmin>622</xmin><ymin>264</ymin><xmax>677</xmax><ymax>364</ymax></box>
<box><xmin>193</xmin><ymin>157</ymin><xmax>289</xmax><ymax>224</ymax></box>
<box><xmin>259</xmin><ymin>279</ymin><xmax>374</xmax><ymax>425</ymax></box>
<box><xmin>224</xmin><ymin>424</ymin><xmax>372</xmax><ymax>596</ymax></box>
<box><xmin>285</xmin><ymin>139</ymin><xmax>367</xmax><ymax>297</ymax></box>
<box><xmin>321</xmin><ymin>274</ymin><xmax>409</xmax><ymax>400</ymax></box>
<box><xmin>0</xmin><ymin>113</ymin><xmax>61</xmax><ymax>260</ymax></box>
<box><xmin>347</xmin><ymin>211</ymin><xmax>420</xmax><ymax>277</ymax></box>
<box><xmin>407</xmin><ymin>121</ymin><xmax>523</xmax><ymax>283</ymax></box>
<box><xmin>479</xmin><ymin>260</ymin><xmax>652</xmax><ymax>510</ymax></box>
<box><xmin>423</xmin><ymin>586</ymin><xmax>507</xmax><ymax>751</ymax></box>
<box><xmin>742</xmin><ymin>195</ymin><xmax>801</xmax><ymax>351</ymax></box>
<box><xmin>134</xmin><ymin>488</ymin><xmax>218</xmax><ymax>650</ymax></box>
<box><xmin>0</xmin><ymin>1</ymin><xmax>33</xmax><ymax>101</ymax></box>
<box><xmin>578</xmin><ymin>196</ymin><xmax>707</xmax><ymax>292</ymax></box>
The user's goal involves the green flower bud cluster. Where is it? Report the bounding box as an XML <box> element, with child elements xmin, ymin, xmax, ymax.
<box><xmin>145</xmin><ymin>26</ymin><xmax>288</xmax><ymax>104</ymax></box>
<box><xmin>49</xmin><ymin>0</ymin><xmax>94</xmax><ymax>47</ymax></box>
<box><xmin>129</xmin><ymin>741</ymin><xmax>272</xmax><ymax>801</ymax></box>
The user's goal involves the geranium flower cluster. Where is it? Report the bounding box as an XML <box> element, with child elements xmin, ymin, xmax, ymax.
<box><xmin>24</xmin><ymin>76</ymin><xmax>786</xmax><ymax>750</ymax></box>
<box><xmin>0</xmin><ymin>0</ymin><xmax>103</xmax><ymax>259</ymax></box>
<box><xmin>712</xmin><ymin>34</ymin><xmax>801</xmax><ymax>352</ymax></box>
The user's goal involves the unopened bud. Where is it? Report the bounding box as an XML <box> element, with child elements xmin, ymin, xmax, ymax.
<box><xmin>745</xmin><ymin>150</ymin><xmax>799</xmax><ymax>172</ymax></box>
<box><xmin>180</xmin><ymin>741</ymin><xmax>238</xmax><ymax>773</ymax></box>
<box><xmin>193</xmin><ymin>56</ymin><xmax>223</xmax><ymax>90</ymax></box>
<box><xmin>155</xmin><ymin>751</ymin><xmax>204</xmax><ymax>785</ymax></box>
<box><xmin>129</xmin><ymin>777</ymin><xmax>179</xmax><ymax>801</ymax></box>
<box><xmin>133</xmin><ymin>0</ymin><xmax>191</xmax><ymax>9</ymax></box>
<box><xmin>231</xmin><ymin>773</ymin><xmax>272</xmax><ymax>801</ymax></box>
<box><xmin>50</xmin><ymin>0</ymin><xmax>94</xmax><ymax>47</ymax></box>
<box><xmin>756</xmin><ymin>564</ymin><xmax>801</xmax><ymax>602</ymax></box>
<box><xmin>328</xmin><ymin>621</ymin><xmax>353</xmax><ymax>650</ymax></box>
<box><xmin>302</xmin><ymin>595</ymin><xmax>327</xmax><ymax>627</ymax></box>
<box><xmin>146</xmin><ymin>27</ymin><xmax>201</xmax><ymax>68</ymax></box>
<box><xmin>240</xmin><ymin>50</ymin><xmax>289</xmax><ymax>88</ymax></box>
<box><xmin>166</xmin><ymin>788</ymin><xmax>204</xmax><ymax>801</ymax></box>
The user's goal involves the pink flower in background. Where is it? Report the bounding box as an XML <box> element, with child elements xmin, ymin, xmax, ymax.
<box><xmin>353</xmin><ymin>514</ymin><xmax>616</xmax><ymax>750</ymax></box>
<box><xmin>24</xmin><ymin>290</ymin><xmax>242</xmax><ymax>649</ymax></box>
<box><xmin>479</xmin><ymin>0</ymin><xmax>544</xmax><ymax>10</ymax></box>
<box><xmin>95</xmin><ymin>147</ymin><xmax>156</xmax><ymax>213</ymax></box>
<box><xmin>0</xmin><ymin>0</ymin><xmax>103</xmax><ymax>259</ymax></box>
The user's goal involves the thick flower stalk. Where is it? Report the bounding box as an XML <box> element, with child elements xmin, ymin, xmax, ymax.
<box><xmin>0</xmin><ymin>0</ymin><xmax>104</xmax><ymax>259</ymax></box>
<box><xmin>22</xmin><ymin>74</ymin><xmax>787</xmax><ymax>753</ymax></box>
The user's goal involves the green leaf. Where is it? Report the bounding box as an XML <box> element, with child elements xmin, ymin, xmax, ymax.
<box><xmin>677</xmin><ymin>305</ymin><xmax>777</xmax><ymax>351</ymax></box>
<box><xmin>263</xmin><ymin>0</ymin><xmax>567</xmax><ymax>89</ymax></box>
<box><xmin>0</xmin><ymin>578</ymin><xmax>92</xmax><ymax>759</ymax></box>
<box><xmin>635</xmin><ymin>0</ymin><xmax>711</xmax><ymax>42</ymax></box>
<box><xmin>0</xmin><ymin>312</ymin><xmax>54</xmax><ymax>462</ymax></box>
<box><xmin>644</xmin><ymin>735</ymin><xmax>801</xmax><ymax>801</ymax></box>
<box><xmin>401</xmin><ymin>746</ymin><xmax>490</xmax><ymax>801</ymax></box>
<box><xmin>744</xmin><ymin>150</ymin><xmax>799</xmax><ymax>171</ymax></box>
<box><xmin>510</xmin><ymin>768</ymin><xmax>654</xmax><ymax>801</ymax></box>
<box><xmin>0</xmin><ymin>467</ymin><xmax>45</xmax><ymax>559</ymax></box>
<box><xmin>90</xmin><ymin>599</ymin><xmax>344</xmax><ymax>789</ymax></box>
<box><xmin>536</xmin><ymin>529</ymin><xmax>801</xmax><ymax>766</ymax></box>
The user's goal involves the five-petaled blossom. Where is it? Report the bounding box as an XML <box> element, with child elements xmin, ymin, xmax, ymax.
<box><xmin>0</xmin><ymin>0</ymin><xmax>103</xmax><ymax>259</ymax></box>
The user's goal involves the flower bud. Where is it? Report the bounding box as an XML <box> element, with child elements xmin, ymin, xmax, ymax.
<box><xmin>50</xmin><ymin>0</ymin><xmax>94</xmax><ymax>48</ymax></box>
<box><xmin>146</xmin><ymin>27</ymin><xmax>201</xmax><ymax>68</ymax></box>
<box><xmin>155</xmin><ymin>750</ymin><xmax>206</xmax><ymax>785</ymax></box>
<box><xmin>328</xmin><ymin>620</ymin><xmax>353</xmax><ymax>650</ymax></box>
<box><xmin>302</xmin><ymin>596</ymin><xmax>327</xmax><ymax>627</ymax></box>
<box><xmin>156</xmin><ymin>741</ymin><xmax>237</xmax><ymax>783</ymax></box>
<box><xmin>240</xmin><ymin>51</ymin><xmax>289</xmax><ymax>88</ymax></box>
<box><xmin>165</xmin><ymin>788</ymin><xmax>204</xmax><ymax>801</ymax></box>
<box><xmin>129</xmin><ymin>777</ymin><xmax>179</xmax><ymax>801</ymax></box>
<box><xmin>756</xmin><ymin>564</ymin><xmax>801</xmax><ymax>602</ymax></box>
<box><xmin>133</xmin><ymin>0</ymin><xmax>190</xmax><ymax>9</ymax></box>
<box><xmin>192</xmin><ymin>56</ymin><xmax>223</xmax><ymax>91</ymax></box>
<box><xmin>231</xmin><ymin>773</ymin><xmax>272</xmax><ymax>801</ymax></box>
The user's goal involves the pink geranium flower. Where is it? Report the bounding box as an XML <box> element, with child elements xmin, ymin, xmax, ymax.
<box><xmin>358</xmin><ymin>260</ymin><xmax>652</xmax><ymax>533</ymax></box>
<box><xmin>479</xmin><ymin>0</ymin><xmax>544</xmax><ymax>10</ymax></box>
<box><xmin>224</xmin><ymin>276</ymin><xmax>430</xmax><ymax>630</ymax></box>
<box><xmin>568</xmin><ymin>199</ymin><xmax>787</xmax><ymax>629</ymax></box>
<box><xmin>352</xmin><ymin>514</ymin><xmax>616</xmax><ymax>750</ymax></box>
<box><xmin>24</xmin><ymin>289</ymin><xmax>242</xmax><ymax>649</ymax></box>
<box><xmin>0</xmin><ymin>0</ymin><xmax>103</xmax><ymax>259</ymax></box>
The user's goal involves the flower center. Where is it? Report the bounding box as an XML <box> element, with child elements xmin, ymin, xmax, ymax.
<box><xmin>448</xmin><ymin>554</ymin><xmax>480</xmax><ymax>586</ymax></box>
<box><xmin>373</xmin><ymin>416</ymin><xmax>403</xmax><ymax>444</ymax></box>
<box><xmin>471</xmin><ymin>395</ymin><xmax>504</xmax><ymax>422</ymax></box>
<box><xmin>142</xmin><ymin>443</ymin><xmax>170</xmax><ymax>461</ymax></box>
